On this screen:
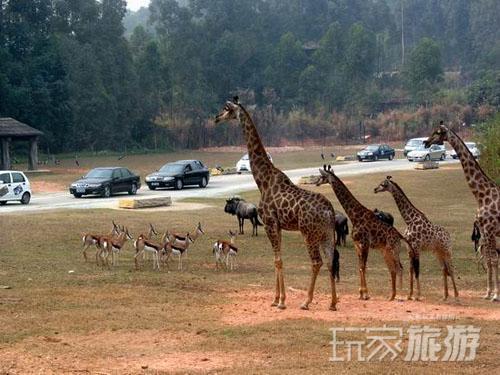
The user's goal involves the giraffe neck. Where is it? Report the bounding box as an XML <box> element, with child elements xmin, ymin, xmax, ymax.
<box><xmin>328</xmin><ymin>174</ymin><xmax>367</xmax><ymax>223</ymax></box>
<box><xmin>447</xmin><ymin>129</ymin><xmax>495</xmax><ymax>200</ymax></box>
<box><xmin>388</xmin><ymin>182</ymin><xmax>427</xmax><ymax>226</ymax></box>
<box><xmin>238</xmin><ymin>104</ymin><xmax>275</xmax><ymax>190</ymax></box>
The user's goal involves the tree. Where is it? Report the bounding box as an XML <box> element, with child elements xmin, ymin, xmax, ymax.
<box><xmin>405</xmin><ymin>37</ymin><xmax>443</xmax><ymax>103</ymax></box>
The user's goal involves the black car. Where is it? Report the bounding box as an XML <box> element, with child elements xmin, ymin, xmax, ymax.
<box><xmin>145</xmin><ymin>160</ymin><xmax>210</xmax><ymax>190</ymax></box>
<box><xmin>69</xmin><ymin>167</ymin><xmax>141</xmax><ymax>198</ymax></box>
<box><xmin>357</xmin><ymin>144</ymin><xmax>395</xmax><ymax>161</ymax></box>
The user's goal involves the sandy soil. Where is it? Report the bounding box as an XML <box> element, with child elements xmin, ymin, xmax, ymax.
<box><xmin>218</xmin><ymin>289</ymin><xmax>500</xmax><ymax>326</ymax></box>
<box><xmin>113</xmin><ymin>202</ymin><xmax>213</xmax><ymax>212</ymax></box>
<box><xmin>0</xmin><ymin>330</ymin><xmax>262</xmax><ymax>374</ymax></box>
<box><xmin>30</xmin><ymin>181</ymin><xmax>65</xmax><ymax>193</ymax></box>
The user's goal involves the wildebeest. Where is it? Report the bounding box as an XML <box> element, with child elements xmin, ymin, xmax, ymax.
<box><xmin>224</xmin><ymin>197</ymin><xmax>263</xmax><ymax>236</ymax></box>
<box><xmin>335</xmin><ymin>212</ymin><xmax>349</xmax><ymax>247</ymax></box>
<box><xmin>373</xmin><ymin>208</ymin><xmax>394</xmax><ymax>226</ymax></box>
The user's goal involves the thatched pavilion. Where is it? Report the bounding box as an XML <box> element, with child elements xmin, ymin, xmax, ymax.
<box><xmin>0</xmin><ymin>117</ymin><xmax>43</xmax><ymax>170</ymax></box>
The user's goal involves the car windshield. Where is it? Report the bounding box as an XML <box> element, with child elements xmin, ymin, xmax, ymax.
<box><xmin>241</xmin><ymin>154</ymin><xmax>249</xmax><ymax>160</ymax></box>
<box><xmin>465</xmin><ymin>142</ymin><xmax>476</xmax><ymax>148</ymax></box>
<box><xmin>159</xmin><ymin>164</ymin><xmax>185</xmax><ymax>174</ymax></box>
<box><xmin>365</xmin><ymin>145</ymin><xmax>379</xmax><ymax>151</ymax></box>
<box><xmin>407</xmin><ymin>139</ymin><xmax>424</xmax><ymax>146</ymax></box>
<box><xmin>85</xmin><ymin>169</ymin><xmax>113</xmax><ymax>178</ymax></box>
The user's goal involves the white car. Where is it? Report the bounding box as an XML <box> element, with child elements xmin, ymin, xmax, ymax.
<box><xmin>0</xmin><ymin>170</ymin><xmax>32</xmax><ymax>205</ymax></box>
<box><xmin>236</xmin><ymin>153</ymin><xmax>272</xmax><ymax>173</ymax></box>
<box><xmin>450</xmin><ymin>142</ymin><xmax>480</xmax><ymax>159</ymax></box>
<box><xmin>404</xmin><ymin>137</ymin><xmax>428</xmax><ymax>157</ymax></box>
<box><xmin>407</xmin><ymin>144</ymin><xmax>446</xmax><ymax>162</ymax></box>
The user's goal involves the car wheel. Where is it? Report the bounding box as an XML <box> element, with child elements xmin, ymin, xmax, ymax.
<box><xmin>129</xmin><ymin>183</ymin><xmax>138</xmax><ymax>195</ymax></box>
<box><xmin>440</xmin><ymin>153</ymin><xmax>445</xmax><ymax>161</ymax></box>
<box><xmin>424</xmin><ymin>155</ymin><xmax>430</xmax><ymax>161</ymax></box>
<box><xmin>199</xmin><ymin>176</ymin><xmax>208</xmax><ymax>188</ymax></box>
<box><xmin>21</xmin><ymin>192</ymin><xmax>30</xmax><ymax>204</ymax></box>
<box><xmin>0</xmin><ymin>201</ymin><xmax>7</xmax><ymax>205</ymax></box>
<box><xmin>175</xmin><ymin>179</ymin><xmax>183</xmax><ymax>190</ymax></box>
<box><xmin>102</xmin><ymin>185</ymin><xmax>111</xmax><ymax>198</ymax></box>
<box><xmin>389</xmin><ymin>154</ymin><xmax>394</xmax><ymax>160</ymax></box>
<box><xmin>73</xmin><ymin>193</ymin><xmax>83</xmax><ymax>198</ymax></box>
<box><xmin>148</xmin><ymin>185</ymin><xmax>156</xmax><ymax>190</ymax></box>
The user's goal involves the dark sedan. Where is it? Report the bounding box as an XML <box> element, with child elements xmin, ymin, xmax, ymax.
<box><xmin>69</xmin><ymin>167</ymin><xmax>140</xmax><ymax>198</ymax></box>
<box><xmin>145</xmin><ymin>160</ymin><xmax>210</xmax><ymax>190</ymax></box>
<box><xmin>357</xmin><ymin>144</ymin><xmax>395</xmax><ymax>161</ymax></box>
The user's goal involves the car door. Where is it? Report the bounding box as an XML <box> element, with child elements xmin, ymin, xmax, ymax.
<box><xmin>11</xmin><ymin>172</ymin><xmax>27</xmax><ymax>199</ymax></box>
<box><xmin>121</xmin><ymin>168</ymin><xmax>135</xmax><ymax>190</ymax></box>
<box><xmin>111</xmin><ymin>169</ymin><xmax>123</xmax><ymax>193</ymax></box>
<box><xmin>183</xmin><ymin>164</ymin><xmax>195</xmax><ymax>185</ymax></box>
<box><xmin>0</xmin><ymin>172</ymin><xmax>13</xmax><ymax>201</ymax></box>
<box><xmin>429</xmin><ymin>145</ymin><xmax>440</xmax><ymax>160</ymax></box>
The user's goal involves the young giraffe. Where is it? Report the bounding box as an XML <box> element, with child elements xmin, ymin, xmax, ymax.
<box><xmin>317</xmin><ymin>165</ymin><xmax>411</xmax><ymax>301</ymax></box>
<box><xmin>425</xmin><ymin>122</ymin><xmax>499</xmax><ymax>301</ymax></box>
<box><xmin>374</xmin><ymin>176</ymin><xmax>459</xmax><ymax>300</ymax></box>
<box><xmin>216</xmin><ymin>97</ymin><xmax>338</xmax><ymax>311</ymax></box>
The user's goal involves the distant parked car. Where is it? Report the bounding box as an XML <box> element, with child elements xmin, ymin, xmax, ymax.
<box><xmin>357</xmin><ymin>144</ymin><xmax>395</xmax><ymax>162</ymax></box>
<box><xmin>236</xmin><ymin>153</ymin><xmax>272</xmax><ymax>173</ymax></box>
<box><xmin>69</xmin><ymin>167</ymin><xmax>140</xmax><ymax>198</ymax></box>
<box><xmin>0</xmin><ymin>170</ymin><xmax>31</xmax><ymax>205</ymax></box>
<box><xmin>404</xmin><ymin>137</ymin><xmax>428</xmax><ymax>156</ymax></box>
<box><xmin>145</xmin><ymin>160</ymin><xmax>210</xmax><ymax>190</ymax></box>
<box><xmin>450</xmin><ymin>142</ymin><xmax>480</xmax><ymax>159</ymax></box>
<box><xmin>407</xmin><ymin>144</ymin><xmax>446</xmax><ymax>162</ymax></box>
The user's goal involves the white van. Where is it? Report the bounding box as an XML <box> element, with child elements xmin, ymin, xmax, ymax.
<box><xmin>0</xmin><ymin>170</ymin><xmax>32</xmax><ymax>205</ymax></box>
<box><xmin>403</xmin><ymin>137</ymin><xmax>428</xmax><ymax>156</ymax></box>
<box><xmin>236</xmin><ymin>153</ymin><xmax>273</xmax><ymax>173</ymax></box>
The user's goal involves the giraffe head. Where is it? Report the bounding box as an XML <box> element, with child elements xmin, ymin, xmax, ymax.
<box><xmin>424</xmin><ymin>121</ymin><xmax>448</xmax><ymax>148</ymax></box>
<box><xmin>215</xmin><ymin>96</ymin><xmax>241</xmax><ymax>124</ymax></box>
<box><xmin>317</xmin><ymin>164</ymin><xmax>335</xmax><ymax>186</ymax></box>
<box><xmin>374</xmin><ymin>176</ymin><xmax>394</xmax><ymax>194</ymax></box>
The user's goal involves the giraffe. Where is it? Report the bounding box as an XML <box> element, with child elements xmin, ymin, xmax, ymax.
<box><xmin>374</xmin><ymin>176</ymin><xmax>459</xmax><ymax>300</ymax></box>
<box><xmin>425</xmin><ymin>122</ymin><xmax>499</xmax><ymax>301</ymax></box>
<box><xmin>215</xmin><ymin>97</ymin><xmax>338</xmax><ymax>311</ymax></box>
<box><xmin>317</xmin><ymin>165</ymin><xmax>412</xmax><ymax>301</ymax></box>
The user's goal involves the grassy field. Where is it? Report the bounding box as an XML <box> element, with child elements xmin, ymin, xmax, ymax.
<box><xmin>0</xmin><ymin>165</ymin><xmax>498</xmax><ymax>373</ymax></box>
<box><xmin>23</xmin><ymin>144</ymin><xmax>402</xmax><ymax>192</ymax></box>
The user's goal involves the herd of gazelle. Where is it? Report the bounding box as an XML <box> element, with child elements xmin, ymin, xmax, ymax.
<box><xmin>81</xmin><ymin>222</ymin><xmax>240</xmax><ymax>271</ymax></box>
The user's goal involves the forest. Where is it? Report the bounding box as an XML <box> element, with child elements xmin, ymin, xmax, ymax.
<box><xmin>0</xmin><ymin>0</ymin><xmax>499</xmax><ymax>153</ymax></box>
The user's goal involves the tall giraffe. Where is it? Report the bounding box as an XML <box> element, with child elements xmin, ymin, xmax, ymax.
<box><xmin>374</xmin><ymin>176</ymin><xmax>459</xmax><ymax>300</ymax></box>
<box><xmin>317</xmin><ymin>165</ymin><xmax>411</xmax><ymax>300</ymax></box>
<box><xmin>425</xmin><ymin>122</ymin><xmax>499</xmax><ymax>301</ymax></box>
<box><xmin>215</xmin><ymin>97</ymin><xmax>338</xmax><ymax>311</ymax></box>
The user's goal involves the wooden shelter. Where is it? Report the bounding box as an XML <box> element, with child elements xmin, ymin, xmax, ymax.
<box><xmin>0</xmin><ymin>117</ymin><xmax>43</xmax><ymax>170</ymax></box>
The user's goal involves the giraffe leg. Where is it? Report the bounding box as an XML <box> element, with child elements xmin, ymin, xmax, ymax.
<box><xmin>322</xmin><ymin>240</ymin><xmax>338</xmax><ymax>311</ymax></box>
<box><xmin>484</xmin><ymin>234</ymin><xmax>498</xmax><ymax>302</ymax></box>
<box><xmin>445</xmin><ymin>260</ymin><xmax>459</xmax><ymax>299</ymax></box>
<box><xmin>408</xmin><ymin>264</ymin><xmax>414</xmax><ymax>300</ymax></box>
<box><xmin>265</xmin><ymin>224</ymin><xmax>285</xmax><ymax>308</ymax></box>
<box><xmin>382</xmin><ymin>246</ymin><xmax>398</xmax><ymax>301</ymax></box>
<box><xmin>300</xmin><ymin>243</ymin><xmax>322</xmax><ymax>310</ymax></box>
<box><xmin>355</xmin><ymin>243</ymin><xmax>370</xmax><ymax>300</ymax></box>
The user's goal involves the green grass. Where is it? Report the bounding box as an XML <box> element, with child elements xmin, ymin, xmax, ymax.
<box><xmin>0</xmin><ymin>165</ymin><xmax>498</xmax><ymax>373</ymax></box>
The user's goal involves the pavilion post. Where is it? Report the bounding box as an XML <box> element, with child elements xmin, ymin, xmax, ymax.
<box><xmin>28</xmin><ymin>136</ymin><xmax>38</xmax><ymax>170</ymax></box>
<box><xmin>1</xmin><ymin>137</ymin><xmax>11</xmax><ymax>170</ymax></box>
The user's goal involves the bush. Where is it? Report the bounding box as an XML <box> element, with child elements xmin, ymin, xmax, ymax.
<box><xmin>476</xmin><ymin>115</ymin><xmax>500</xmax><ymax>184</ymax></box>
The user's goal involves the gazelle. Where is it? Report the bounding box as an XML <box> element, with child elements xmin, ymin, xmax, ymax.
<box><xmin>134</xmin><ymin>233</ymin><xmax>167</xmax><ymax>271</ymax></box>
<box><xmin>163</xmin><ymin>233</ymin><xmax>194</xmax><ymax>270</ymax></box>
<box><xmin>100</xmin><ymin>228</ymin><xmax>133</xmax><ymax>269</ymax></box>
<box><xmin>140</xmin><ymin>223</ymin><xmax>159</xmax><ymax>260</ymax></box>
<box><xmin>213</xmin><ymin>230</ymin><xmax>239</xmax><ymax>271</ymax></box>
<box><xmin>168</xmin><ymin>222</ymin><xmax>204</xmax><ymax>259</ymax></box>
<box><xmin>81</xmin><ymin>221</ymin><xmax>119</xmax><ymax>263</ymax></box>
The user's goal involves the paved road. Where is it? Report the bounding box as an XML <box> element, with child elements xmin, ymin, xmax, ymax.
<box><xmin>1</xmin><ymin>159</ymin><xmax>458</xmax><ymax>213</ymax></box>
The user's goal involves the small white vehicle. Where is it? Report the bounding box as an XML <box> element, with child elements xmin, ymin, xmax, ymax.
<box><xmin>0</xmin><ymin>170</ymin><xmax>31</xmax><ymax>205</ymax></box>
<box><xmin>236</xmin><ymin>153</ymin><xmax>273</xmax><ymax>173</ymax></box>
<box><xmin>403</xmin><ymin>137</ymin><xmax>428</xmax><ymax>156</ymax></box>
<box><xmin>450</xmin><ymin>142</ymin><xmax>480</xmax><ymax>159</ymax></box>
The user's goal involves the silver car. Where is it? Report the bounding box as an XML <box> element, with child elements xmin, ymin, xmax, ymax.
<box><xmin>407</xmin><ymin>144</ymin><xmax>446</xmax><ymax>162</ymax></box>
<box><xmin>450</xmin><ymin>142</ymin><xmax>480</xmax><ymax>159</ymax></box>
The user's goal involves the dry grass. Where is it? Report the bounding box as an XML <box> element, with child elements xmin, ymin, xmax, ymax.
<box><xmin>0</xmin><ymin>165</ymin><xmax>498</xmax><ymax>373</ymax></box>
